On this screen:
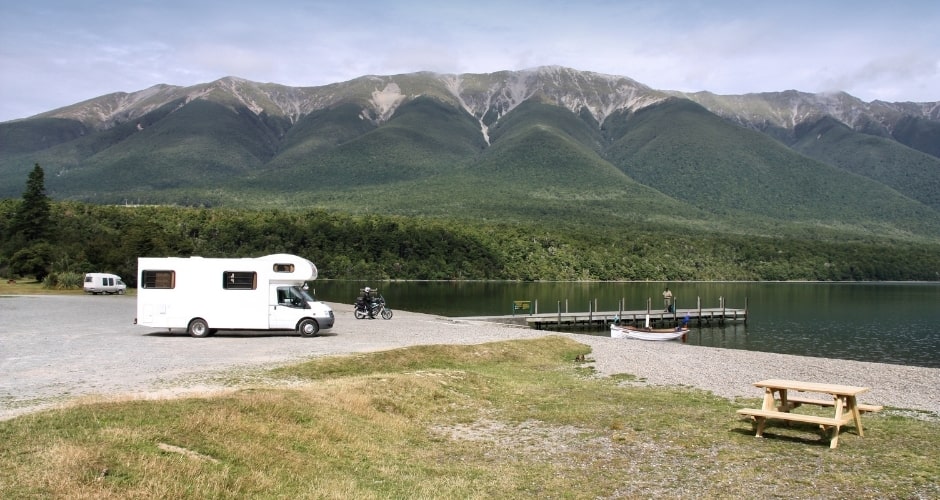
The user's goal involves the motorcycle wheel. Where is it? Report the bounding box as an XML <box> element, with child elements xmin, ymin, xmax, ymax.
<box><xmin>381</xmin><ymin>308</ymin><xmax>393</xmax><ymax>320</ymax></box>
<box><xmin>354</xmin><ymin>309</ymin><xmax>367</xmax><ymax>320</ymax></box>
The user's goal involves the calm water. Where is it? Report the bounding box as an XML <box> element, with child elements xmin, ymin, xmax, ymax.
<box><xmin>312</xmin><ymin>281</ymin><xmax>940</xmax><ymax>368</ymax></box>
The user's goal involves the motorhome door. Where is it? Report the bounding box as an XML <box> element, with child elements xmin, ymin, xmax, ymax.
<box><xmin>269</xmin><ymin>285</ymin><xmax>304</xmax><ymax>329</ymax></box>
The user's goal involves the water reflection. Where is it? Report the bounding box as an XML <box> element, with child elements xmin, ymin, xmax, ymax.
<box><xmin>313</xmin><ymin>281</ymin><xmax>940</xmax><ymax>368</ymax></box>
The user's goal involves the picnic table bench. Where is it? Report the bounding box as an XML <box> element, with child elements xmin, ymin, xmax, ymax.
<box><xmin>737</xmin><ymin>379</ymin><xmax>882</xmax><ymax>449</ymax></box>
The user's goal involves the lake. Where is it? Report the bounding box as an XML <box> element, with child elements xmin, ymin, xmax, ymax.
<box><xmin>311</xmin><ymin>281</ymin><xmax>940</xmax><ymax>369</ymax></box>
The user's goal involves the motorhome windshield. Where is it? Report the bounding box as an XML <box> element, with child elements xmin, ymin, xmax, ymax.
<box><xmin>293</xmin><ymin>286</ymin><xmax>315</xmax><ymax>303</ymax></box>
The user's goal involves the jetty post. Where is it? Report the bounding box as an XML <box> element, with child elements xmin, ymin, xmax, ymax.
<box><xmin>697</xmin><ymin>296</ymin><xmax>703</xmax><ymax>326</ymax></box>
<box><xmin>718</xmin><ymin>295</ymin><xmax>725</xmax><ymax>325</ymax></box>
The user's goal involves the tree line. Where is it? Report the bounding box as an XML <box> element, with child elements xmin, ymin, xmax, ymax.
<box><xmin>3</xmin><ymin>164</ymin><xmax>939</xmax><ymax>287</ymax></box>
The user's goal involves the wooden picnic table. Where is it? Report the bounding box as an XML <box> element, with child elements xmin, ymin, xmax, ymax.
<box><xmin>737</xmin><ymin>378</ymin><xmax>882</xmax><ymax>449</ymax></box>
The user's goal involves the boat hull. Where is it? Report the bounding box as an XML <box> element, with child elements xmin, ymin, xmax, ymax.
<box><xmin>610</xmin><ymin>324</ymin><xmax>688</xmax><ymax>341</ymax></box>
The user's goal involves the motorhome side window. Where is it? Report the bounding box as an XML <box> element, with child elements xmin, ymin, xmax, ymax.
<box><xmin>273</xmin><ymin>263</ymin><xmax>294</xmax><ymax>273</ymax></box>
<box><xmin>224</xmin><ymin>271</ymin><xmax>257</xmax><ymax>290</ymax></box>
<box><xmin>142</xmin><ymin>270</ymin><xmax>175</xmax><ymax>289</ymax></box>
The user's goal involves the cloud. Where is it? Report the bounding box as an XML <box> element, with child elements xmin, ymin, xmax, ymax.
<box><xmin>184</xmin><ymin>44</ymin><xmax>279</xmax><ymax>79</ymax></box>
<box><xmin>1</xmin><ymin>0</ymin><xmax>939</xmax><ymax>121</ymax></box>
<box><xmin>822</xmin><ymin>53</ymin><xmax>940</xmax><ymax>101</ymax></box>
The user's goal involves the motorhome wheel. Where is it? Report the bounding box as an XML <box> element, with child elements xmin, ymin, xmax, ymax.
<box><xmin>298</xmin><ymin>318</ymin><xmax>319</xmax><ymax>337</ymax></box>
<box><xmin>188</xmin><ymin>318</ymin><xmax>210</xmax><ymax>338</ymax></box>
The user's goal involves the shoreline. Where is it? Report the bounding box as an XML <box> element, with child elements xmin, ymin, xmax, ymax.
<box><xmin>571</xmin><ymin>332</ymin><xmax>940</xmax><ymax>418</ymax></box>
<box><xmin>2</xmin><ymin>296</ymin><xmax>938</xmax><ymax>421</ymax></box>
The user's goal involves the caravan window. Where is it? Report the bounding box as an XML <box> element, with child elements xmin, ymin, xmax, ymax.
<box><xmin>273</xmin><ymin>263</ymin><xmax>295</xmax><ymax>273</ymax></box>
<box><xmin>142</xmin><ymin>270</ymin><xmax>175</xmax><ymax>289</ymax></box>
<box><xmin>223</xmin><ymin>271</ymin><xmax>256</xmax><ymax>290</ymax></box>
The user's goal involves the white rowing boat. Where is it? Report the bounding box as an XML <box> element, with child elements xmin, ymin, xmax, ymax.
<box><xmin>610</xmin><ymin>324</ymin><xmax>689</xmax><ymax>341</ymax></box>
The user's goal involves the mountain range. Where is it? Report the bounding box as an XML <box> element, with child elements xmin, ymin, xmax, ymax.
<box><xmin>2</xmin><ymin>66</ymin><xmax>939</xmax><ymax>241</ymax></box>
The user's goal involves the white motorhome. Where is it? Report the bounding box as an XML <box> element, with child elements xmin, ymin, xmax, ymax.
<box><xmin>84</xmin><ymin>273</ymin><xmax>127</xmax><ymax>294</ymax></box>
<box><xmin>136</xmin><ymin>254</ymin><xmax>334</xmax><ymax>337</ymax></box>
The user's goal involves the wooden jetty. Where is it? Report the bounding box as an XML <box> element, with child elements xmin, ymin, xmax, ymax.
<box><xmin>524</xmin><ymin>307</ymin><xmax>746</xmax><ymax>331</ymax></box>
<box><xmin>457</xmin><ymin>296</ymin><xmax>747</xmax><ymax>331</ymax></box>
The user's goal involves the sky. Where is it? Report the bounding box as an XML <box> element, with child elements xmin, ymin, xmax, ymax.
<box><xmin>1</xmin><ymin>0</ymin><xmax>938</xmax><ymax>122</ymax></box>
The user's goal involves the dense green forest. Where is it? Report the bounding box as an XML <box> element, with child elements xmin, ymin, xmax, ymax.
<box><xmin>3</xmin><ymin>196</ymin><xmax>939</xmax><ymax>287</ymax></box>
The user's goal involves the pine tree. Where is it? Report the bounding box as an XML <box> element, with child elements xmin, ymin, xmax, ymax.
<box><xmin>13</xmin><ymin>163</ymin><xmax>51</xmax><ymax>243</ymax></box>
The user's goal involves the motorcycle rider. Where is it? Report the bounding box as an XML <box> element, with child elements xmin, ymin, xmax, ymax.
<box><xmin>359</xmin><ymin>287</ymin><xmax>375</xmax><ymax>318</ymax></box>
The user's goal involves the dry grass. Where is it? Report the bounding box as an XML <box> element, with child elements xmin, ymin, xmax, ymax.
<box><xmin>1</xmin><ymin>337</ymin><xmax>938</xmax><ymax>498</ymax></box>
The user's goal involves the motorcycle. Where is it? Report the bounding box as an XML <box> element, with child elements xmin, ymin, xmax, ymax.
<box><xmin>354</xmin><ymin>289</ymin><xmax>393</xmax><ymax>320</ymax></box>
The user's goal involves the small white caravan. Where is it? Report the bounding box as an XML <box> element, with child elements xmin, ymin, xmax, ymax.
<box><xmin>135</xmin><ymin>254</ymin><xmax>334</xmax><ymax>337</ymax></box>
<box><xmin>83</xmin><ymin>273</ymin><xmax>127</xmax><ymax>294</ymax></box>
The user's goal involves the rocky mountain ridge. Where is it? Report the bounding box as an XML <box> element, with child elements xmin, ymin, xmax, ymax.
<box><xmin>27</xmin><ymin>66</ymin><xmax>939</xmax><ymax>146</ymax></box>
<box><xmin>3</xmin><ymin>66</ymin><xmax>939</xmax><ymax>242</ymax></box>
<box><xmin>680</xmin><ymin>89</ymin><xmax>940</xmax><ymax>137</ymax></box>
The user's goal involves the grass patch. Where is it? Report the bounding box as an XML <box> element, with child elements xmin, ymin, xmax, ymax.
<box><xmin>0</xmin><ymin>281</ymin><xmax>135</xmax><ymax>296</ymax></box>
<box><xmin>1</xmin><ymin>337</ymin><xmax>937</xmax><ymax>498</ymax></box>
<box><xmin>0</xmin><ymin>280</ymin><xmax>76</xmax><ymax>295</ymax></box>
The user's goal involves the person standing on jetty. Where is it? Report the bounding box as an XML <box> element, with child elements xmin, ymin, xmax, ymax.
<box><xmin>662</xmin><ymin>287</ymin><xmax>673</xmax><ymax>312</ymax></box>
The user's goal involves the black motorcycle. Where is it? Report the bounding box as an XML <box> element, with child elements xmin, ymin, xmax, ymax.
<box><xmin>354</xmin><ymin>290</ymin><xmax>393</xmax><ymax>320</ymax></box>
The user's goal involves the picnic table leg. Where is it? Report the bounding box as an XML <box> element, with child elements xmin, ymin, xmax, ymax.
<box><xmin>778</xmin><ymin>389</ymin><xmax>790</xmax><ymax>411</ymax></box>
<box><xmin>762</xmin><ymin>388</ymin><xmax>781</xmax><ymax>411</ymax></box>
<box><xmin>827</xmin><ymin>424</ymin><xmax>842</xmax><ymax>449</ymax></box>
<box><xmin>828</xmin><ymin>396</ymin><xmax>846</xmax><ymax>449</ymax></box>
<box><xmin>752</xmin><ymin>388</ymin><xmax>784</xmax><ymax>437</ymax></box>
<box><xmin>847</xmin><ymin>396</ymin><xmax>864</xmax><ymax>437</ymax></box>
<box><xmin>754</xmin><ymin>417</ymin><xmax>768</xmax><ymax>438</ymax></box>
<box><xmin>826</xmin><ymin>426</ymin><xmax>841</xmax><ymax>449</ymax></box>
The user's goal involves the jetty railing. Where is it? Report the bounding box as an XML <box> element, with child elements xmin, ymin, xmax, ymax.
<box><xmin>505</xmin><ymin>295</ymin><xmax>748</xmax><ymax>331</ymax></box>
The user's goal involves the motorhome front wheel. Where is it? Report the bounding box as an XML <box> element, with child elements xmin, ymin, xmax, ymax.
<box><xmin>298</xmin><ymin>319</ymin><xmax>319</xmax><ymax>337</ymax></box>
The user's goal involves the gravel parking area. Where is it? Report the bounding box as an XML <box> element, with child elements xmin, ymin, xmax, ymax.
<box><xmin>2</xmin><ymin>294</ymin><xmax>938</xmax><ymax>421</ymax></box>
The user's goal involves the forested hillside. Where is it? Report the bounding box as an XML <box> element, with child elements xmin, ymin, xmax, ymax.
<box><xmin>2</xmin><ymin>68</ymin><xmax>939</xmax><ymax>284</ymax></box>
<box><xmin>2</xmin><ymin>200</ymin><xmax>939</xmax><ymax>286</ymax></box>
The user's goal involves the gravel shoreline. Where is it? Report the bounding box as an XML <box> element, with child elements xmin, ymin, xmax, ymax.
<box><xmin>2</xmin><ymin>295</ymin><xmax>938</xmax><ymax>420</ymax></box>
